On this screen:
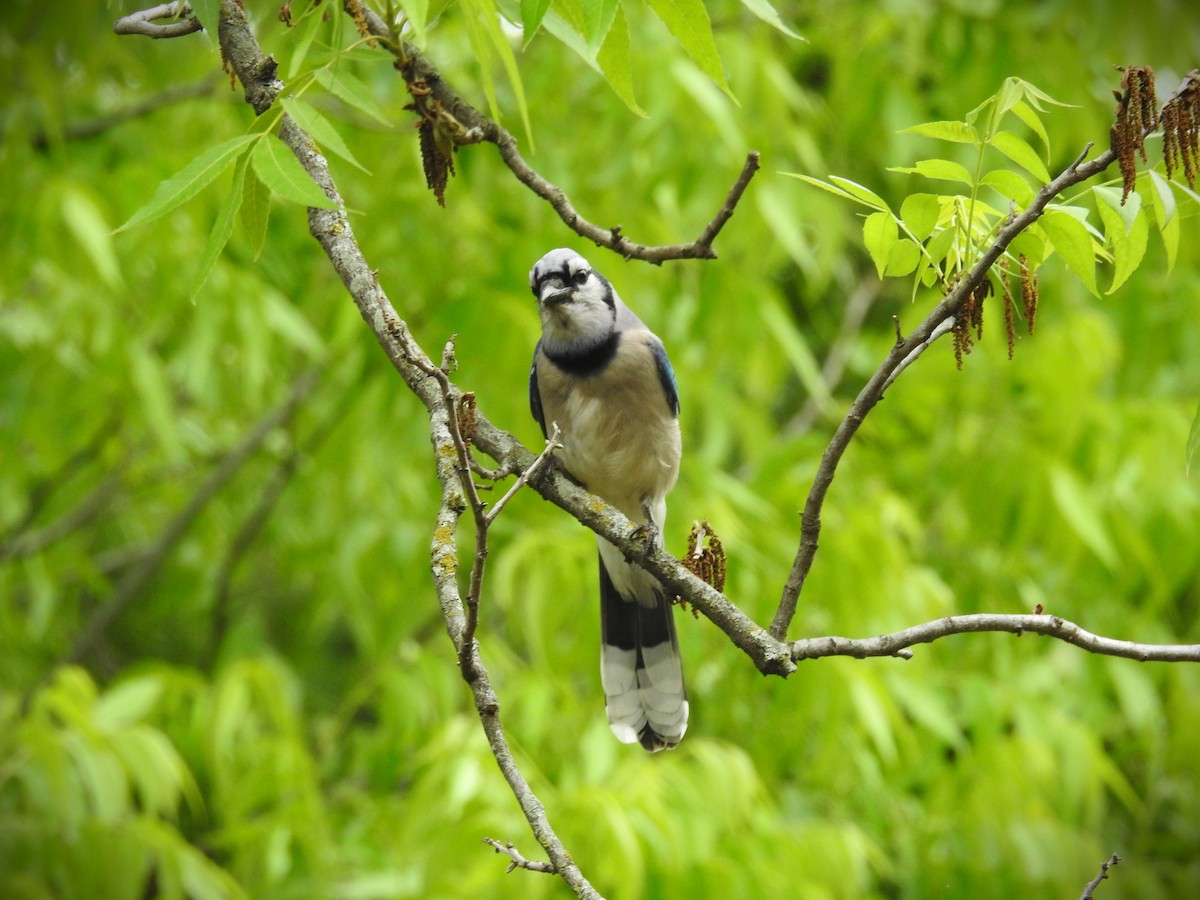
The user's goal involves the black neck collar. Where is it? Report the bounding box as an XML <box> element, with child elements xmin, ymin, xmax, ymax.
<box><xmin>543</xmin><ymin>332</ymin><xmax>621</xmax><ymax>376</ymax></box>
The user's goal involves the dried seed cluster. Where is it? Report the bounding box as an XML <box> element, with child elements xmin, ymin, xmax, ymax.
<box><xmin>1110</xmin><ymin>66</ymin><xmax>1159</xmax><ymax>203</ymax></box>
<box><xmin>1162</xmin><ymin>69</ymin><xmax>1200</xmax><ymax>189</ymax></box>
<box><xmin>952</xmin><ymin>255</ymin><xmax>1038</xmax><ymax>369</ymax></box>
<box><xmin>678</xmin><ymin>520</ymin><xmax>726</xmax><ymax>615</ymax></box>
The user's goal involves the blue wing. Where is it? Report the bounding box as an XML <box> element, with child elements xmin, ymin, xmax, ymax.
<box><xmin>650</xmin><ymin>340</ymin><xmax>680</xmax><ymax>417</ymax></box>
<box><xmin>529</xmin><ymin>341</ymin><xmax>548</xmax><ymax>437</ymax></box>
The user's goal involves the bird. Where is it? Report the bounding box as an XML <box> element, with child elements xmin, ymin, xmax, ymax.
<box><xmin>527</xmin><ymin>247</ymin><xmax>688</xmax><ymax>751</ymax></box>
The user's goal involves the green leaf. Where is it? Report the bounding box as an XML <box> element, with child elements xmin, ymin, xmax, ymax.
<box><xmin>1095</xmin><ymin>186</ymin><xmax>1148</xmax><ymax>293</ymax></box>
<box><xmin>760</xmin><ymin>297</ymin><xmax>831</xmax><ymax>409</ymax></box>
<box><xmin>314</xmin><ymin>67</ymin><xmax>390</xmax><ymax>126</ymax></box>
<box><xmin>1010</xmin><ymin>99</ymin><xmax>1051</xmax><ymax>158</ymax></box>
<box><xmin>990</xmin><ymin>130</ymin><xmax>1052</xmax><ymax>183</ymax></box>
<box><xmin>889</xmin><ymin>158</ymin><xmax>974</xmax><ymax>186</ymax></box>
<box><xmin>461</xmin><ymin>0</ymin><xmax>534</xmax><ymax>143</ymax></box>
<box><xmin>61</xmin><ymin>186</ymin><xmax>123</xmax><ymax>290</ymax></box>
<box><xmin>251</xmin><ymin>135</ymin><xmax>339</xmax><ymax>209</ymax></box>
<box><xmin>899</xmin><ymin>120</ymin><xmax>979</xmax><ymax>145</ymax></box>
<box><xmin>980</xmin><ymin>169</ymin><xmax>1035</xmax><ymax>207</ymax></box>
<box><xmin>644</xmin><ymin>0</ymin><xmax>733</xmax><ymax>98</ymax></box>
<box><xmin>828</xmin><ymin>176</ymin><xmax>890</xmax><ymax>211</ymax></box>
<box><xmin>114</xmin><ymin>135</ymin><xmax>257</xmax><ymax>233</ymax></box>
<box><xmin>192</xmin><ymin>153</ymin><xmax>247</xmax><ymax>299</ymax></box>
<box><xmin>1146</xmin><ymin>169</ymin><xmax>1177</xmax><ymax>228</ymax></box>
<box><xmin>190</xmin><ymin>0</ymin><xmax>220</xmax><ymax>46</ymax></box>
<box><xmin>863</xmin><ymin>212</ymin><xmax>898</xmax><ymax>278</ymax></box>
<box><xmin>884</xmin><ymin>239</ymin><xmax>921</xmax><ymax>277</ymax></box>
<box><xmin>579</xmin><ymin>0</ymin><xmax>620</xmax><ymax>50</ymax></box>
<box><xmin>94</xmin><ymin>677</ymin><xmax>164</xmax><ymax>730</ymax></box>
<box><xmin>900</xmin><ymin>193</ymin><xmax>940</xmax><ymax>241</ymax></box>
<box><xmin>596</xmin><ymin>3</ymin><xmax>644</xmax><ymax>115</ymax></box>
<box><xmin>130</xmin><ymin>345</ymin><xmax>184</xmax><ymax>461</ymax></box>
<box><xmin>1094</xmin><ymin>185</ymin><xmax>1142</xmax><ymax>234</ymax></box>
<box><xmin>1049</xmin><ymin>465</ymin><xmax>1118</xmax><ymax>569</ymax></box>
<box><xmin>738</xmin><ymin>0</ymin><xmax>804</xmax><ymax>39</ymax></box>
<box><xmin>281</xmin><ymin>97</ymin><xmax>370</xmax><ymax>173</ymax></box>
<box><xmin>286</xmin><ymin>2</ymin><xmax>329</xmax><ymax>76</ymax></box>
<box><xmin>240</xmin><ymin>167</ymin><xmax>271</xmax><ymax>261</ymax></box>
<box><xmin>1040</xmin><ymin>208</ymin><xmax>1097</xmax><ymax>295</ymax></box>
<box><xmin>520</xmin><ymin>0</ymin><xmax>553</xmax><ymax>40</ymax></box>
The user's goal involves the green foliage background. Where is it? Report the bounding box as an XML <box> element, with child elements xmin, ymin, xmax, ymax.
<box><xmin>2</xmin><ymin>0</ymin><xmax>1199</xmax><ymax>896</ymax></box>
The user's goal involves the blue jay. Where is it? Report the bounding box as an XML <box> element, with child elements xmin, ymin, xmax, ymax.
<box><xmin>528</xmin><ymin>248</ymin><xmax>688</xmax><ymax>751</ymax></box>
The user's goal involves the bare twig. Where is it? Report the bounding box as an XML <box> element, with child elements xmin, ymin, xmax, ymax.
<box><xmin>0</xmin><ymin>414</ymin><xmax>120</xmax><ymax>552</ymax></box>
<box><xmin>351</xmin><ymin>3</ymin><xmax>759</xmax><ymax>262</ymax></box>
<box><xmin>113</xmin><ymin>2</ymin><xmax>203</xmax><ymax>39</ymax></box>
<box><xmin>33</xmin><ymin>77</ymin><xmax>219</xmax><ymax>150</ymax></box>
<box><xmin>482</xmin><ymin>838</ymin><xmax>558</xmax><ymax>875</ymax></box>
<box><xmin>791</xmin><ymin>616</ymin><xmax>1200</xmax><ymax>663</ymax></box>
<box><xmin>1080</xmin><ymin>853</ymin><xmax>1121</xmax><ymax>899</ymax></box>
<box><xmin>485</xmin><ymin>424</ymin><xmax>561</xmax><ymax>526</ymax></box>
<box><xmin>0</xmin><ymin>471</ymin><xmax>123</xmax><ymax>563</ymax></box>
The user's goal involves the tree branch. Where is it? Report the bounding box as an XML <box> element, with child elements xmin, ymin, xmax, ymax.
<box><xmin>770</xmin><ymin>140</ymin><xmax>1116</xmax><ymax>641</ymax></box>
<box><xmin>482</xmin><ymin>838</ymin><xmax>559</xmax><ymax>875</ymax></box>
<box><xmin>32</xmin><ymin>77</ymin><xmax>219</xmax><ymax>150</ymax></box>
<box><xmin>350</xmin><ymin>3</ymin><xmax>759</xmax><ymax>262</ymax></box>
<box><xmin>129</xmin><ymin>9</ymin><xmax>1200</xmax><ymax>890</ymax></box>
<box><xmin>790</xmin><ymin>615</ymin><xmax>1200</xmax><ymax>663</ymax></box>
<box><xmin>113</xmin><ymin>2</ymin><xmax>202</xmax><ymax>39</ymax></box>
<box><xmin>1080</xmin><ymin>853</ymin><xmax>1121</xmax><ymax>899</ymax></box>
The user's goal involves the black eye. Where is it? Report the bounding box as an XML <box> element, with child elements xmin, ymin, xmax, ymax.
<box><xmin>571</xmin><ymin>269</ymin><xmax>590</xmax><ymax>286</ymax></box>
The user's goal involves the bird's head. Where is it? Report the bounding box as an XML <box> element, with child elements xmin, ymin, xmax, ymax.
<box><xmin>529</xmin><ymin>248</ymin><xmax>616</xmax><ymax>348</ymax></box>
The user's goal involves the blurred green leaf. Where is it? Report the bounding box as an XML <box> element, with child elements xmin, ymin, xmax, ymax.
<box><xmin>1049</xmin><ymin>465</ymin><xmax>1118</xmax><ymax>568</ymax></box>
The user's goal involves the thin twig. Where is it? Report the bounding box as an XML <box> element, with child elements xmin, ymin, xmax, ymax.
<box><xmin>113</xmin><ymin>2</ymin><xmax>203</xmax><ymax>39</ymax></box>
<box><xmin>351</xmin><ymin>3</ymin><xmax>759</xmax><ymax>263</ymax></box>
<box><xmin>485</xmin><ymin>424</ymin><xmax>561</xmax><ymax>526</ymax></box>
<box><xmin>791</xmin><ymin>616</ymin><xmax>1200</xmax><ymax>663</ymax></box>
<box><xmin>33</xmin><ymin>77</ymin><xmax>219</xmax><ymax>150</ymax></box>
<box><xmin>770</xmin><ymin>139</ymin><xmax>1116</xmax><ymax>641</ymax></box>
<box><xmin>1080</xmin><ymin>853</ymin><xmax>1121</xmax><ymax>899</ymax></box>
<box><xmin>0</xmin><ymin>415</ymin><xmax>120</xmax><ymax>545</ymax></box>
<box><xmin>482</xmin><ymin>838</ymin><xmax>558</xmax><ymax>875</ymax></box>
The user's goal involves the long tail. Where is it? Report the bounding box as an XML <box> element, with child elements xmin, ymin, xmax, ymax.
<box><xmin>598</xmin><ymin>550</ymin><xmax>688</xmax><ymax>751</ymax></box>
